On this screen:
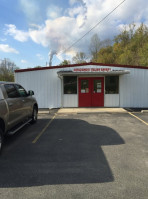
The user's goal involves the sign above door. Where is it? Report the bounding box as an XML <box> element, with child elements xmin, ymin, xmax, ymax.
<box><xmin>73</xmin><ymin>68</ymin><xmax>111</xmax><ymax>72</ymax></box>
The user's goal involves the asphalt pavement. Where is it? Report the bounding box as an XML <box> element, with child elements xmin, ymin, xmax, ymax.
<box><xmin>0</xmin><ymin>109</ymin><xmax>148</xmax><ymax>199</ymax></box>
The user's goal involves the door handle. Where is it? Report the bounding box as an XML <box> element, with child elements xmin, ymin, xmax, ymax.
<box><xmin>8</xmin><ymin>103</ymin><xmax>13</xmax><ymax>106</ymax></box>
<box><xmin>22</xmin><ymin>99</ymin><xmax>25</xmax><ymax>102</ymax></box>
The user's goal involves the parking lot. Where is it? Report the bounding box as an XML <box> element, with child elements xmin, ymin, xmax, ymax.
<box><xmin>0</xmin><ymin>109</ymin><xmax>148</xmax><ymax>199</ymax></box>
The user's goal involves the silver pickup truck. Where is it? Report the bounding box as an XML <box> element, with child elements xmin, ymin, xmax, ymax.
<box><xmin>0</xmin><ymin>82</ymin><xmax>38</xmax><ymax>153</ymax></box>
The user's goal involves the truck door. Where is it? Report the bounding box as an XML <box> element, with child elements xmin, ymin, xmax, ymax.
<box><xmin>15</xmin><ymin>84</ymin><xmax>32</xmax><ymax>118</ymax></box>
<box><xmin>4</xmin><ymin>84</ymin><xmax>24</xmax><ymax>129</ymax></box>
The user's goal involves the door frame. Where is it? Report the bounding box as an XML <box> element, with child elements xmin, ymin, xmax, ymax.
<box><xmin>78</xmin><ymin>76</ymin><xmax>104</xmax><ymax>107</ymax></box>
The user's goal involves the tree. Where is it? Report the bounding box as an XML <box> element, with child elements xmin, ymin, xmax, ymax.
<box><xmin>0</xmin><ymin>58</ymin><xmax>18</xmax><ymax>82</ymax></box>
<box><xmin>34</xmin><ymin>66</ymin><xmax>42</xmax><ymax>68</ymax></box>
<box><xmin>96</xmin><ymin>23</ymin><xmax>148</xmax><ymax>67</ymax></box>
<box><xmin>101</xmin><ymin>39</ymin><xmax>112</xmax><ymax>48</ymax></box>
<box><xmin>72</xmin><ymin>52</ymin><xmax>87</xmax><ymax>64</ymax></box>
<box><xmin>89</xmin><ymin>34</ymin><xmax>102</xmax><ymax>62</ymax></box>
<box><xmin>114</xmin><ymin>23</ymin><xmax>148</xmax><ymax>66</ymax></box>
<box><xmin>97</xmin><ymin>46</ymin><xmax>115</xmax><ymax>64</ymax></box>
<box><xmin>59</xmin><ymin>60</ymin><xmax>71</xmax><ymax>66</ymax></box>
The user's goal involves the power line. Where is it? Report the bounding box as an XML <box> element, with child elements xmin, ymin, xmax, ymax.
<box><xmin>59</xmin><ymin>0</ymin><xmax>126</xmax><ymax>55</ymax></box>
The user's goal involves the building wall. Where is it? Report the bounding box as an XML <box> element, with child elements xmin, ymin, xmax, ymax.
<box><xmin>62</xmin><ymin>94</ymin><xmax>120</xmax><ymax>108</ymax></box>
<box><xmin>15</xmin><ymin>69</ymin><xmax>61</xmax><ymax>108</ymax></box>
<box><xmin>15</xmin><ymin>65</ymin><xmax>148</xmax><ymax>108</ymax></box>
<box><xmin>104</xmin><ymin>94</ymin><xmax>119</xmax><ymax>107</ymax></box>
<box><xmin>119</xmin><ymin>68</ymin><xmax>148</xmax><ymax>107</ymax></box>
<box><xmin>63</xmin><ymin>95</ymin><xmax>78</xmax><ymax>107</ymax></box>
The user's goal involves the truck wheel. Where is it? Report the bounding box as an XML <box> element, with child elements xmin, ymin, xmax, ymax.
<box><xmin>31</xmin><ymin>106</ymin><xmax>38</xmax><ymax>124</ymax></box>
<box><xmin>0</xmin><ymin>128</ymin><xmax>3</xmax><ymax>154</ymax></box>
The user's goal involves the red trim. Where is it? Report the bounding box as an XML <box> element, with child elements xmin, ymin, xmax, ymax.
<box><xmin>15</xmin><ymin>62</ymin><xmax>148</xmax><ymax>73</ymax></box>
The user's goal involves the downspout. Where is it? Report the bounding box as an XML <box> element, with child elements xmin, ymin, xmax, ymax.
<box><xmin>58</xmin><ymin>74</ymin><xmax>63</xmax><ymax>108</ymax></box>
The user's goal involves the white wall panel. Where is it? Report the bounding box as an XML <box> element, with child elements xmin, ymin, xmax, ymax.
<box><xmin>119</xmin><ymin>68</ymin><xmax>148</xmax><ymax>107</ymax></box>
<box><xmin>15</xmin><ymin>69</ymin><xmax>61</xmax><ymax>108</ymax></box>
<box><xmin>104</xmin><ymin>94</ymin><xmax>119</xmax><ymax>107</ymax></box>
<box><xmin>63</xmin><ymin>95</ymin><xmax>78</xmax><ymax>107</ymax></box>
<box><xmin>15</xmin><ymin>64</ymin><xmax>148</xmax><ymax>108</ymax></box>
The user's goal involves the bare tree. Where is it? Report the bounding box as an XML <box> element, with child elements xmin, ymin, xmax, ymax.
<box><xmin>89</xmin><ymin>34</ymin><xmax>102</xmax><ymax>62</ymax></box>
<box><xmin>0</xmin><ymin>58</ymin><xmax>18</xmax><ymax>82</ymax></box>
<box><xmin>101</xmin><ymin>39</ymin><xmax>112</xmax><ymax>47</ymax></box>
<box><xmin>72</xmin><ymin>52</ymin><xmax>87</xmax><ymax>64</ymax></box>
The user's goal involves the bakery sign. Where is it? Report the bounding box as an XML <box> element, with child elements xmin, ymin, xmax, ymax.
<box><xmin>73</xmin><ymin>68</ymin><xmax>112</xmax><ymax>72</ymax></box>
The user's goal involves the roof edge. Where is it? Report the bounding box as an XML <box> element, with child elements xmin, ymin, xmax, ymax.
<box><xmin>15</xmin><ymin>62</ymin><xmax>148</xmax><ymax>73</ymax></box>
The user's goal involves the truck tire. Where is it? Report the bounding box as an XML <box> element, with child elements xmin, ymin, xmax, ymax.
<box><xmin>30</xmin><ymin>106</ymin><xmax>38</xmax><ymax>124</ymax></box>
<box><xmin>0</xmin><ymin>128</ymin><xmax>3</xmax><ymax>154</ymax></box>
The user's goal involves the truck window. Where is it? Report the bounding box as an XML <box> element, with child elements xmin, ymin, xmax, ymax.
<box><xmin>15</xmin><ymin>84</ymin><xmax>28</xmax><ymax>97</ymax></box>
<box><xmin>4</xmin><ymin>84</ymin><xmax>20</xmax><ymax>98</ymax></box>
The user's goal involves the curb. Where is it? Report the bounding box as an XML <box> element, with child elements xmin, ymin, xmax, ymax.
<box><xmin>38</xmin><ymin>111</ymin><xmax>49</xmax><ymax>114</ymax></box>
<box><xmin>57</xmin><ymin>108</ymin><xmax>127</xmax><ymax>114</ymax></box>
<box><xmin>141</xmin><ymin>110</ymin><xmax>148</xmax><ymax>113</ymax></box>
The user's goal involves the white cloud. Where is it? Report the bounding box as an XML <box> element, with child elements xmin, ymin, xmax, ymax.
<box><xmin>29</xmin><ymin>17</ymin><xmax>78</xmax><ymax>50</ymax></box>
<box><xmin>0</xmin><ymin>44</ymin><xmax>19</xmax><ymax>54</ymax></box>
<box><xmin>69</xmin><ymin>0</ymin><xmax>85</xmax><ymax>6</ymax></box>
<box><xmin>0</xmin><ymin>38</ymin><xmax>7</xmax><ymax>42</ymax></box>
<box><xmin>68</xmin><ymin>0</ymin><xmax>87</xmax><ymax>28</ymax></box>
<box><xmin>19</xmin><ymin>0</ymin><xmax>41</xmax><ymax>22</ymax></box>
<box><xmin>36</xmin><ymin>53</ymin><xmax>44</xmax><ymax>60</ymax></box>
<box><xmin>46</xmin><ymin>5</ymin><xmax>63</xmax><ymax>19</ymax></box>
<box><xmin>5</xmin><ymin>24</ymin><xmax>29</xmax><ymax>42</ymax></box>
<box><xmin>21</xmin><ymin>59</ymin><xmax>27</xmax><ymax>63</ymax></box>
<box><xmin>68</xmin><ymin>6</ymin><xmax>84</xmax><ymax>17</ymax></box>
<box><xmin>5</xmin><ymin>0</ymin><xmax>148</xmax><ymax>63</ymax></box>
<box><xmin>69</xmin><ymin>0</ymin><xmax>76</xmax><ymax>5</ymax></box>
<box><xmin>29</xmin><ymin>24</ymin><xmax>42</xmax><ymax>30</ymax></box>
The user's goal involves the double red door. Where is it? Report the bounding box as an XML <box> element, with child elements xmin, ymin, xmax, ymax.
<box><xmin>79</xmin><ymin>77</ymin><xmax>104</xmax><ymax>107</ymax></box>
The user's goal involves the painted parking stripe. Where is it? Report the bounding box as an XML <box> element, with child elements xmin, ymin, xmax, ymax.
<box><xmin>32</xmin><ymin>113</ymin><xmax>57</xmax><ymax>144</ymax></box>
<box><xmin>128</xmin><ymin>112</ymin><xmax>148</xmax><ymax>126</ymax></box>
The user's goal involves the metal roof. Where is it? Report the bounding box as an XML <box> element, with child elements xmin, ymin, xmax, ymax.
<box><xmin>15</xmin><ymin>62</ymin><xmax>148</xmax><ymax>73</ymax></box>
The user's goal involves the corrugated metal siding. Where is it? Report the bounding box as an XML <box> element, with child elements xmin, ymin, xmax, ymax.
<box><xmin>104</xmin><ymin>94</ymin><xmax>119</xmax><ymax>107</ymax></box>
<box><xmin>63</xmin><ymin>95</ymin><xmax>78</xmax><ymax>107</ymax></box>
<box><xmin>15</xmin><ymin>69</ymin><xmax>61</xmax><ymax>108</ymax></box>
<box><xmin>15</xmin><ymin>65</ymin><xmax>148</xmax><ymax>108</ymax></box>
<box><xmin>119</xmin><ymin>68</ymin><xmax>148</xmax><ymax>107</ymax></box>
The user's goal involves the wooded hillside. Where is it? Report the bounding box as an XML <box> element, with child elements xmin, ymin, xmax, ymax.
<box><xmin>96</xmin><ymin>23</ymin><xmax>148</xmax><ymax>66</ymax></box>
<box><xmin>61</xmin><ymin>23</ymin><xmax>148</xmax><ymax>67</ymax></box>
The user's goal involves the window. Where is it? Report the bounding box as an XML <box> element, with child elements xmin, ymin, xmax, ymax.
<box><xmin>105</xmin><ymin>76</ymin><xmax>119</xmax><ymax>94</ymax></box>
<box><xmin>4</xmin><ymin>84</ymin><xmax>19</xmax><ymax>98</ymax></box>
<box><xmin>94</xmin><ymin>79</ymin><xmax>102</xmax><ymax>93</ymax></box>
<box><xmin>81</xmin><ymin>80</ymin><xmax>89</xmax><ymax>93</ymax></box>
<box><xmin>64</xmin><ymin>76</ymin><xmax>77</xmax><ymax>94</ymax></box>
<box><xmin>15</xmin><ymin>84</ymin><xmax>28</xmax><ymax>97</ymax></box>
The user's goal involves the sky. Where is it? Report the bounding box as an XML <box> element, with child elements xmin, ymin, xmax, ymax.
<box><xmin>0</xmin><ymin>0</ymin><xmax>148</xmax><ymax>69</ymax></box>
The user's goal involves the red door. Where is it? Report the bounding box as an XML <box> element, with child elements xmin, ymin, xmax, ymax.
<box><xmin>79</xmin><ymin>77</ymin><xmax>104</xmax><ymax>107</ymax></box>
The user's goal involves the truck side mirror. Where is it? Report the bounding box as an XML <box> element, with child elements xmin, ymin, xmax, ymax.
<box><xmin>28</xmin><ymin>90</ymin><xmax>34</xmax><ymax>96</ymax></box>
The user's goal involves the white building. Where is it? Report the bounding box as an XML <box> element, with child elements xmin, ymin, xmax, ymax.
<box><xmin>15</xmin><ymin>62</ymin><xmax>148</xmax><ymax>108</ymax></box>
